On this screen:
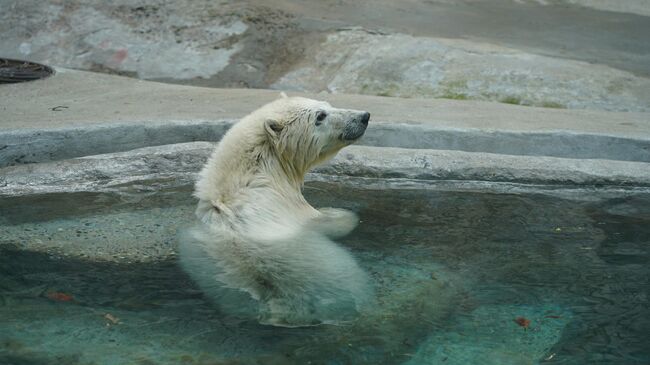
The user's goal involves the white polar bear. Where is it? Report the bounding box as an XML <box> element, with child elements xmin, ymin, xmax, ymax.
<box><xmin>178</xmin><ymin>95</ymin><xmax>372</xmax><ymax>327</ymax></box>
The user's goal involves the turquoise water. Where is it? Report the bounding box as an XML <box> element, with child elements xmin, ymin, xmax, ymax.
<box><xmin>1</xmin><ymin>181</ymin><xmax>649</xmax><ymax>364</ymax></box>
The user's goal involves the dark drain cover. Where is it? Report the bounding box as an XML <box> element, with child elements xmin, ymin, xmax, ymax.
<box><xmin>0</xmin><ymin>58</ymin><xmax>54</xmax><ymax>84</ymax></box>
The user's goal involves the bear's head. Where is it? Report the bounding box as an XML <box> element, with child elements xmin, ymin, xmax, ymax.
<box><xmin>261</xmin><ymin>96</ymin><xmax>370</xmax><ymax>174</ymax></box>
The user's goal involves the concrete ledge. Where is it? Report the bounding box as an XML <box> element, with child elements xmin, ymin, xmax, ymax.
<box><xmin>361</xmin><ymin>125</ymin><xmax>650</xmax><ymax>163</ymax></box>
<box><xmin>2</xmin><ymin>142</ymin><xmax>649</xmax><ymax>197</ymax></box>
<box><xmin>2</xmin><ymin>68</ymin><xmax>650</xmax><ymax>168</ymax></box>
<box><xmin>0</xmin><ymin>142</ymin><xmax>212</xmax><ymax>196</ymax></box>
<box><xmin>0</xmin><ymin>120</ymin><xmax>232</xmax><ymax>167</ymax></box>
<box><xmin>3</xmin><ymin>119</ymin><xmax>650</xmax><ymax>168</ymax></box>
<box><xmin>322</xmin><ymin>146</ymin><xmax>650</xmax><ymax>186</ymax></box>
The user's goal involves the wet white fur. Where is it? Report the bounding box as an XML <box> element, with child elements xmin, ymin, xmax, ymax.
<box><xmin>179</xmin><ymin>96</ymin><xmax>371</xmax><ymax>326</ymax></box>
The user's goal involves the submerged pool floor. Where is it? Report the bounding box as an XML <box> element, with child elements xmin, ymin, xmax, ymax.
<box><xmin>1</xmin><ymin>182</ymin><xmax>649</xmax><ymax>364</ymax></box>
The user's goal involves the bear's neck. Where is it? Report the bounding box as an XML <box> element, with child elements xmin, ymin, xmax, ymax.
<box><xmin>257</xmin><ymin>147</ymin><xmax>307</xmax><ymax>191</ymax></box>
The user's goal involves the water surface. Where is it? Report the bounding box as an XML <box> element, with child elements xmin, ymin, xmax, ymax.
<box><xmin>1</xmin><ymin>181</ymin><xmax>648</xmax><ymax>364</ymax></box>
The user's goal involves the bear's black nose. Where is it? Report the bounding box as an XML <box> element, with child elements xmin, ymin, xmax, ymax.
<box><xmin>360</xmin><ymin>112</ymin><xmax>370</xmax><ymax>126</ymax></box>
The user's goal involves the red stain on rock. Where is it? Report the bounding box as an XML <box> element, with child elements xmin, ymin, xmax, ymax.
<box><xmin>112</xmin><ymin>49</ymin><xmax>128</xmax><ymax>64</ymax></box>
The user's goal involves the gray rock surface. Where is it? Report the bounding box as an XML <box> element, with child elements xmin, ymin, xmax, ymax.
<box><xmin>0</xmin><ymin>0</ymin><xmax>313</xmax><ymax>88</ymax></box>
<box><xmin>274</xmin><ymin>29</ymin><xmax>650</xmax><ymax>112</ymax></box>
<box><xmin>2</xmin><ymin>1</ymin><xmax>246</xmax><ymax>79</ymax></box>
<box><xmin>2</xmin><ymin>0</ymin><xmax>649</xmax><ymax>111</ymax></box>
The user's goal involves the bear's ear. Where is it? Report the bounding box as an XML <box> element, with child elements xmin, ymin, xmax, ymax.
<box><xmin>279</xmin><ymin>92</ymin><xmax>288</xmax><ymax>99</ymax></box>
<box><xmin>264</xmin><ymin>119</ymin><xmax>283</xmax><ymax>138</ymax></box>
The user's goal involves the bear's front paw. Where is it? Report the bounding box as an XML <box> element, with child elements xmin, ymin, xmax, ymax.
<box><xmin>309</xmin><ymin>208</ymin><xmax>359</xmax><ymax>239</ymax></box>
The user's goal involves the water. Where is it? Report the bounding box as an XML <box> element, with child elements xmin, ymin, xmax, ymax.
<box><xmin>1</xmin><ymin>180</ymin><xmax>649</xmax><ymax>364</ymax></box>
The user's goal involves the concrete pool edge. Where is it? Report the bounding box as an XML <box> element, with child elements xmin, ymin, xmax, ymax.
<box><xmin>2</xmin><ymin>142</ymin><xmax>650</xmax><ymax>197</ymax></box>
<box><xmin>2</xmin><ymin>68</ymin><xmax>650</xmax><ymax>166</ymax></box>
<box><xmin>3</xmin><ymin>119</ymin><xmax>650</xmax><ymax>168</ymax></box>
<box><xmin>2</xmin><ymin>68</ymin><xmax>649</xmax><ymax>191</ymax></box>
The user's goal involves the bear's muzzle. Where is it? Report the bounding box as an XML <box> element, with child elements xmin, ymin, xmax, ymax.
<box><xmin>341</xmin><ymin>111</ymin><xmax>370</xmax><ymax>141</ymax></box>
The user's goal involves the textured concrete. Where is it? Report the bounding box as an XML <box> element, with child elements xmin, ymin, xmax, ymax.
<box><xmin>326</xmin><ymin>145</ymin><xmax>650</xmax><ymax>186</ymax></box>
<box><xmin>3</xmin><ymin>142</ymin><xmax>650</xmax><ymax>198</ymax></box>
<box><xmin>2</xmin><ymin>69</ymin><xmax>647</xmax><ymax>135</ymax></box>
<box><xmin>0</xmin><ymin>142</ymin><xmax>210</xmax><ymax>196</ymax></box>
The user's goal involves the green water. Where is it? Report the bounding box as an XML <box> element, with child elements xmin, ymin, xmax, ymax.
<box><xmin>1</xmin><ymin>181</ymin><xmax>649</xmax><ymax>364</ymax></box>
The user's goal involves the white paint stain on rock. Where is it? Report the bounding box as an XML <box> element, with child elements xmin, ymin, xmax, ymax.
<box><xmin>18</xmin><ymin>42</ymin><xmax>31</xmax><ymax>55</ymax></box>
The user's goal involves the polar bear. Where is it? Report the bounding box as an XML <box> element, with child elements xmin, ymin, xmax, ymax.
<box><xmin>178</xmin><ymin>95</ymin><xmax>372</xmax><ymax>327</ymax></box>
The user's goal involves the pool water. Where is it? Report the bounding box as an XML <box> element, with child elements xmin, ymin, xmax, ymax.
<box><xmin>1</xmin><ymin>180</ymin><xmax>649</xmax><ymax>364</ymax></box>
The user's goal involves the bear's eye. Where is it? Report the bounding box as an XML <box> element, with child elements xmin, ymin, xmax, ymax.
<box><xmin>315</xmin><ymin>111</ymin><xmax>327</xmax><ymax>125</ymax></box>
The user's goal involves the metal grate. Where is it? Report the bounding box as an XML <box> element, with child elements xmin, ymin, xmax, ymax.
<box><xmin>0</xmin><ymin>58</ymin><xmax>54</xmax><ymax>84</ymax></box>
